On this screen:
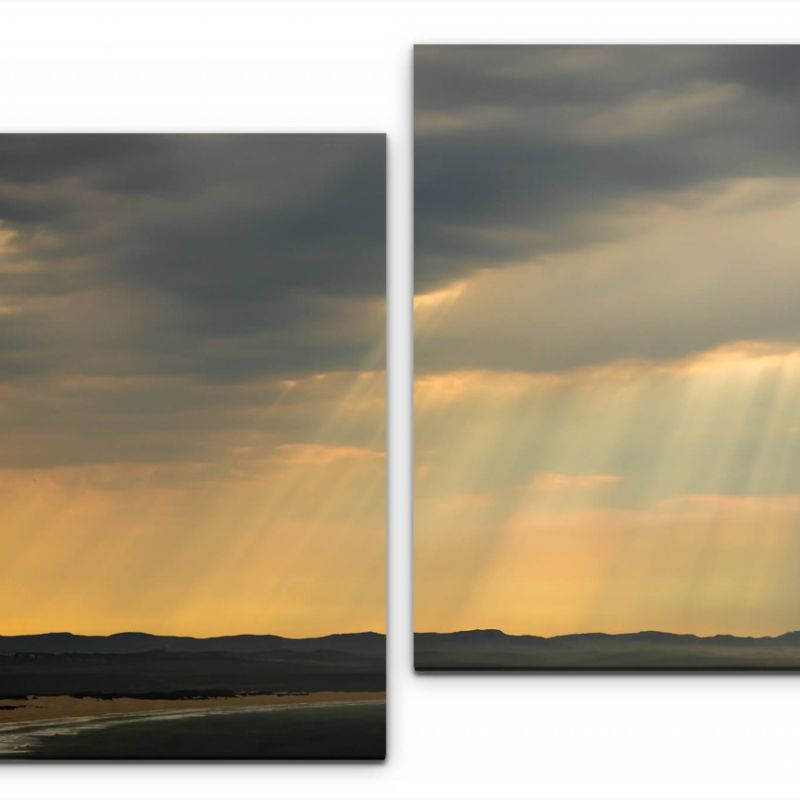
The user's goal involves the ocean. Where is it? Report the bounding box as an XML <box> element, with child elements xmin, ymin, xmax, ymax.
<box><xmin>0</xmin><ymin>700</ymin><xmax>385</xmax><ymax>760</ymax></box>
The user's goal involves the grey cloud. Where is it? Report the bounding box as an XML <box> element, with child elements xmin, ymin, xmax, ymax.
<box><xmin>118</xmin><ymin>151</ymin><xmax>385</xmax><ymax>315</ymax></box>
<box><xmin>0</xmin><ymin>134</ymin><xmax>385</xmax><ymax>381</ymax></box>
<box><xmin>0</xmin><ymin>369</ymin><xmax>382</xmax><ymax>471</ymax></box>
<box><xmin>416</xmin><ymin>251</ymin><xmax>800</xmax><ymax>375</ymax></box>
<box><xmin>0</xmin><ymin>135</ymin><xmax>385</xmax><ymax>469</ymax></box>
<box><xmin>415</xmin><ymin>46</ymin><xmax>800</xmax><ymax>292</ymax></box>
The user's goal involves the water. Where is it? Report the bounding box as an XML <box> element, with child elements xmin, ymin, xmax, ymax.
<box><xmin>0</xmin><ymin>701</ymin><xmax>385</xmax><ymax>760</ymax></box>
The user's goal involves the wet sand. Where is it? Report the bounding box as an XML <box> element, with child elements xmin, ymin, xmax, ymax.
<box><xmin>0</xmin><ymin>691</ymin><xmax>385</xmax><ymax>727</ymax></box>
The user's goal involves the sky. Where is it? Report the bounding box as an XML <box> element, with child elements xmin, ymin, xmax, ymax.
<box><xmin>0</xmin><ymin>134</ymin><xmax>385</xmax><ymax>637</ymax></box>
<box><xmin>415</xmin><ymin>46</ymin><xmax>800</xmax><ymax>637</ymax></box>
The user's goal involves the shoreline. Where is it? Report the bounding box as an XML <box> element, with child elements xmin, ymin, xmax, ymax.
<box><xmin>0</xmin><ymin>691</ymin><xmax>385</xmax><ymax>729</ymax></box>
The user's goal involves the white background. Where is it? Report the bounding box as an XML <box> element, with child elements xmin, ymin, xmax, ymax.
<box><xmin>2</xmin><ymin>2</ymin><xmax>800</xmax><ymax>798</ymax></box>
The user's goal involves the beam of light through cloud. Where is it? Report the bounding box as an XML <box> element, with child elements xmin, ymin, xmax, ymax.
<box><xmin>415</xmin><ymin>46</ymin><xmax>800</xmax><ymax>635</ymax></box>
<box><xmin>416</xmin><ymin>344</ymin><xmax>800</xmax><ymax>636</ymax></box>
<box><xmin>415</xmin><ymin>49</ymin><xmax>800</xmax><ymax>637</ymax></box>
<box><xmin>0</xmin><ymin>134</ymin><xmax>386</xmax><ymax>638</ymax></box>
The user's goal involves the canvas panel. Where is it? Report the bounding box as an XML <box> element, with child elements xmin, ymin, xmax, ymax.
<box><xmin>0</xmin><ymin>134</ymin><xmax>386</xmax><ymax>757</ymax></box>
<box><xmin>414</xmin><ymin>45</ymin><xmax>800</xmax><ymax>670</ymax></box>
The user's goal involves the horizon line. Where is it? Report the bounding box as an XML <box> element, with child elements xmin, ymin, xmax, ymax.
<box><xmin>414</xmin><ymin>628</ymin><xmax>800</xmax><ymax>640</ymax></box>
<box><xmin>0</xmin><ymin>629</ymin><xmax>386</xmax><ymax>640</ymax></box>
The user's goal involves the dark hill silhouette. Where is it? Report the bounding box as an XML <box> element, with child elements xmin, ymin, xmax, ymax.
<box><xmin>0</xmin><ymin>632</ymin><xmax>385</xmax><ymax>697</ymax></box>
<box><xmin>0</xmin><ymin>631</ymin><xmax>383</xmax><ymax>656</ymax></box>
<box><xmin>415</xmin><ymin>629</ymin><xmax>800</xmax><ymax>670</ymax></box>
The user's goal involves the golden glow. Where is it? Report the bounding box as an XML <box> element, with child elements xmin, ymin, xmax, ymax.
<box><xmin>415</xmin><ymin>51</ymin><xmax>800</xmax><ymax>640</ymax></box>
<box><xmin>416</xmin><ymin>342</ymin><xmax>800</xmax><ymax>636</ymax></box>
<box><xmin>528</xmin><ymin>472</ymin><xmax>623</xmax><ymax>492</ymax></box>
<box><xmin>414</xmin><ymin>282</ymin><xmax>467</xmax><ymax>312</ymax></box>
<box><xmin>0</xmin><ymin>137</ymin><xmax>387</xmax><ymax>641</ymax></box>
<box><xmin>0</xmin><ymin>369</ymin><xmax>385</xmax><ymax>637</ymax></box>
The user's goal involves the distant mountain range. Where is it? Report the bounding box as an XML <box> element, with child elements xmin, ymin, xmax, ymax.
<box><xmin>0</xmin><ymin>631</ymin><xmax>384</xmax><ymax>656</ymax></box>
<box><xmin>415</xmin><ymin>629</ymin><xmax>800</xmax><ymax>670</ymax></box>
<box><xmin>0</xmin><ymin>632</ymin><xmax>386</xmax><ymax>698</ymax></box>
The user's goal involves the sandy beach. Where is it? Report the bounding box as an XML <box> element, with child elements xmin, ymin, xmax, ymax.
<box><xmin>0</xmin><ymin>691</ymin><xmax>385</xmax><ymax>728</ymax></box>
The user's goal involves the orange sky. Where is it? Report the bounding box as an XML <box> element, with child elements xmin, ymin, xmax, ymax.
<box><xmin>0</xmin><ymin>370</ymin><xmax>386</xmax><ymax>637</ymax></box>
<box><xmin>0</xmin><ymin>135</ymin><xmax>385</xmax><ymax>637</ymax></box>
<box><xmin>415</xmin><ymin>47</ymin><xmax>800</xmax><ymax>636</ymax></box>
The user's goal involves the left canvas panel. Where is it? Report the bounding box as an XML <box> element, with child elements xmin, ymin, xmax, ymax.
<box><xmin>0</xmin><ymin>134</ymin><xmax>386</xmax><ymax>759</ymax></box>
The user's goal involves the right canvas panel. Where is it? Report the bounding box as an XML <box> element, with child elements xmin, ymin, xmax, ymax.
<box><xmin>414</xmin><ymin>45</ymin><xmax>800</xmax><ymax>670</ymax></box>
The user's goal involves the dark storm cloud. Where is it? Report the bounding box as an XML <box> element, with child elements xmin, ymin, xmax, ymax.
<box><xmin>415</xmin><ymin>45</ymin><xmax>800</xmax><ymax>291</ymax></box>
<box><xmin>0</xmin><ymin>135</ymin><xmax>385</xmax><ymax>468</ymax></box>
<box><xmin>117</xmin><ymin>148</ymin><xmax>385</xmax><ymax>317</ymax></box>
<box><xmin>0</xmin><ymin>134</ymin><xmax>385</xmax><ymax>378</ymax></box>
